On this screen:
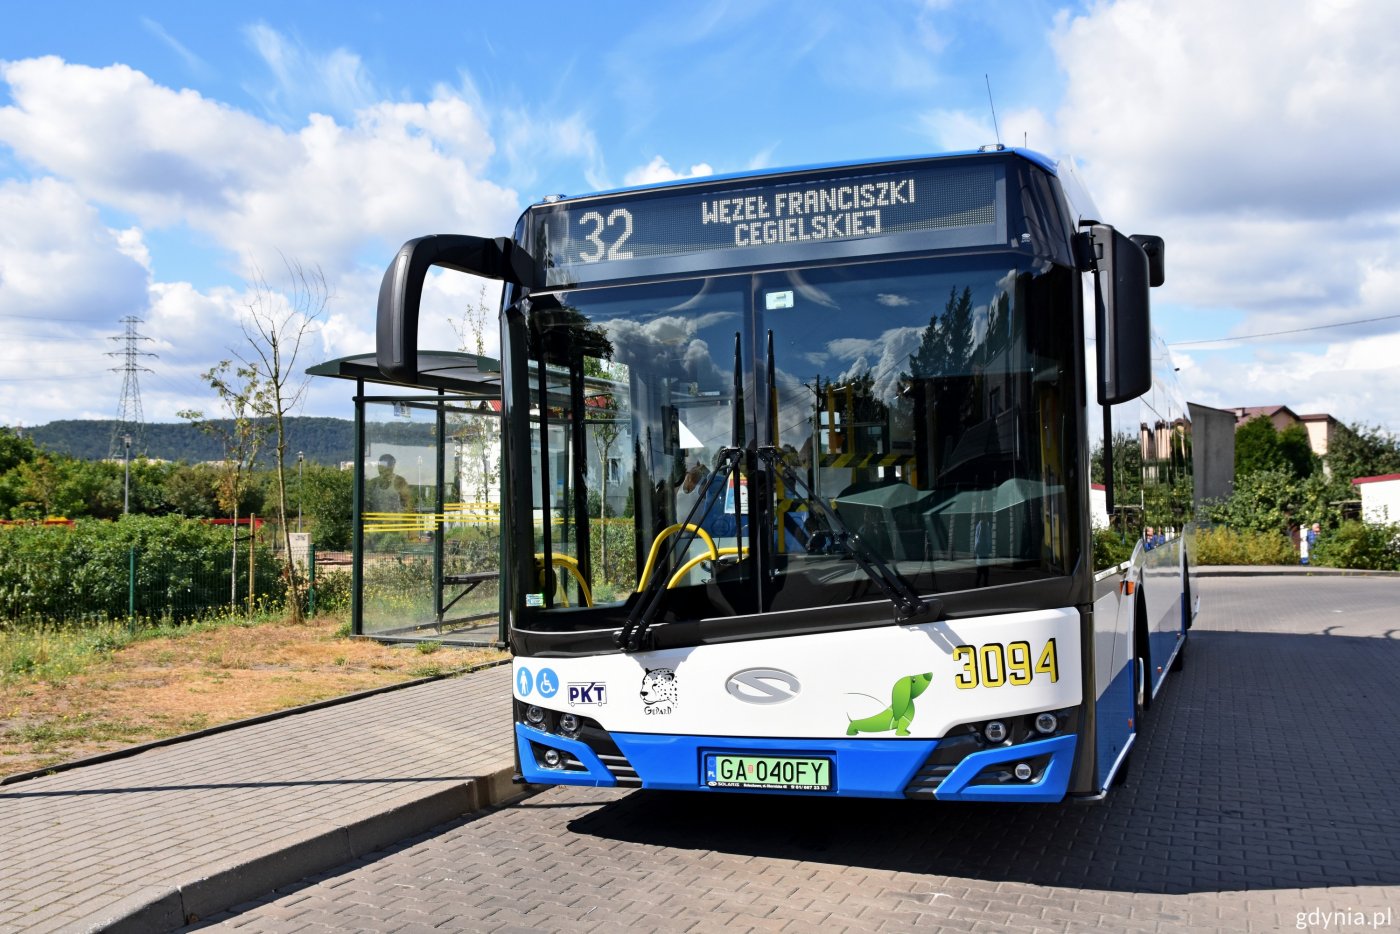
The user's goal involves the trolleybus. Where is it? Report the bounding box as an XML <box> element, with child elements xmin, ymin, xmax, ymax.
<box><xmin>375</xmin><ymin>146</ymin><xmax>1195</xmax><ymax>801</ymax></box>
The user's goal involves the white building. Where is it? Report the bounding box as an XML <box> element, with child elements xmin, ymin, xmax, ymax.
<box><xmin>1352</xmin><ymin>473</ymin><xmax>1400</xmax><ymax>524</ymax></box>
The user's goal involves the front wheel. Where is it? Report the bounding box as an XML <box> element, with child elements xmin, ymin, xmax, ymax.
<box><xmin>1134</xmin><ymin>584</ymin><xmax>1152</xmax><ymax>714</ymax></box>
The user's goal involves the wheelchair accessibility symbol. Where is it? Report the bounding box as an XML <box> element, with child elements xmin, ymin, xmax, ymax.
<box><xmin>536</xmin><ymin>668</ymin><xmax>559</xmax><ymax>699</ymax></box>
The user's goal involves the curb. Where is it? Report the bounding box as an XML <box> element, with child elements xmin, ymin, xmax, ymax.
<box><xmin>1194</xmin><ymin>565</ymin><xmax>1400</xmax><ymax>578</ymax></box>
<box><xmin>71</xmin><ymin>766</ymin><xmax>531</xmax><ymax>932</ymax></box>
<box><xmin>0</xmin><ymin>658</ymin><xmax>511</xmax><ymax>787</ymax></box>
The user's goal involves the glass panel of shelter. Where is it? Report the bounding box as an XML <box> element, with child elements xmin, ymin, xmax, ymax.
<box><xmin>358</xmin><ymin>395</ymin><xmax>501</xmax><ymax>643</ymax></box>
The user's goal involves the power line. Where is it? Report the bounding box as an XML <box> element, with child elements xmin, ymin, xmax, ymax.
<box><xmin>1168</xmin><ymin>312</ymin><xmax>1400</xmax><ymax>347</ymax></box>
<box><xmin>0</xmin><ymin>373</ymin><xmax>107</xmax><ymax>382</ymax></box>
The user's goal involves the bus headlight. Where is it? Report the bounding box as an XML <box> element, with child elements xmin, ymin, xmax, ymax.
<box><xmin>543</xmin><ymin>749</ymin><xmax>561</xmax><ymax>768</ymax></box>
<box><xmin>984</xmin><ymin>720</ymin><xmax>1008</xmax><ymax>742</ymax></box>
<box><xmin>558</xmin><ymin>713</ymin><xmax>580</xmax><ymax>737</ymax></box>
<box><xmin>1014</xmin><ymin>762</ymin><xmax>1033</xmax><ymax>781</ymax></box>
<box><xmin>525</xmin><ymin>705</ymin><xmax>545</xmax><ymax>725</ymax></box>
<box><xmin>1034</xmin><ymin>713</ymin><xmax>1059</xmax><ymax>734</ymax></box>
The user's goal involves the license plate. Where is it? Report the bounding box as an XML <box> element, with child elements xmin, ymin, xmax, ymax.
<box><xmin>703</xmin><ymin>754</ymin><xmax>832</xmax><ymax>791</ymax></box>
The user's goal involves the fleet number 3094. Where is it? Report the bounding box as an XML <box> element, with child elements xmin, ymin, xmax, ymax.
<box><xmin>952</xmin><ymin>639</ymin><xmax>1060</xmax><ymax>690</ymax></box>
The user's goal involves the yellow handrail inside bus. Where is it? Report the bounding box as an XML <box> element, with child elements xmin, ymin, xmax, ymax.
<box><xmin>636</xmin><ymin>523</ymin><xmax>718</xmax><ymax>591</ymax></box>
<box><xmin>534</xmin><ymin>553</ymin><xmax>593</xmax><ymax>607</ymax></box>
<box><xmin>667</xmin><ymin>546</ymin><xmax>748</xmax><ymax>590</ymax></box>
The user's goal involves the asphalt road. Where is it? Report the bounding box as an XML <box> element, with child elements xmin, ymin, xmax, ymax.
<box><xmin>200</xmin><ymin>574</ymin><xmax>1400</xmax><ymax>933</ymax></box>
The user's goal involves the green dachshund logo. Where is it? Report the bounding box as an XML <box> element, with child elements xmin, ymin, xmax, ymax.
<box><xmin>845</xmin><ymin>672</ymin><xmax>934</xmax><ymax>736</ymax></box>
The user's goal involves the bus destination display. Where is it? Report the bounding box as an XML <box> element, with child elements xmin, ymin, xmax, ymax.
<box><xmin>529</xmin><ymin>162</ymin><xmax>998</xmax><ymax>285</ymax></box>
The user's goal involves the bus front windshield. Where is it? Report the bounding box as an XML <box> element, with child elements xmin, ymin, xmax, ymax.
<box><xmin>517</xmin><ymin>253</ymin><xmax>1082</xmax><ymax>628</ymax></box>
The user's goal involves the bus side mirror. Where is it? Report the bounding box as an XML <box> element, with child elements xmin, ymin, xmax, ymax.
<box><xmin>1130</xmin><ymin>234</ymin><xmax>1165</xmax><ymax>288</ymax></box>
<box><xmin>376</xmin><ymin>234</ymin><xmax>534</xmax><ymax>383</ymax></box>
<box><xmin>1084</xmin><ymin>224</ymin><xmax>1152</xmax><ymax>405</ymax></box>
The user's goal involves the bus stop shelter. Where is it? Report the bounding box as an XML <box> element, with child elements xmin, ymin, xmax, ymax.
<box><xmin>308</xmin><ymin>351</ymin><xmax>505</xmax><ymax>646</ymax></box>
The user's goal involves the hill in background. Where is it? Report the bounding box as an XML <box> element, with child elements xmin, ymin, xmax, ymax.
<box><xmin>20</xmin><ymin>417</ymin><xmax>363</xmax><ymax>465</ymax></box>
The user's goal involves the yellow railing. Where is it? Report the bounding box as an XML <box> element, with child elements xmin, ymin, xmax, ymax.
<box><xmin>362</xmin><ymin>501</ymin><xmax>502</xmax><ymax>533</ymax></box>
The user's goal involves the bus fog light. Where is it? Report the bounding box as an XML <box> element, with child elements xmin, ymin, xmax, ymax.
<box><xmin>1035</xmin><ymin>713</ymin><xmax>1059</xmax><ymax>734</ymax></box>
<box><xmin>543</xmin><ymin>749</ymin><xmax>561</xmax><ymax>768</ymax></box>
<box><xmin>525</xmin><ymin>705</ymin><xmax>545</xmax><ymax>725</ymax></box>
<box><xmin>1014</xmin><ymin>762</ymin><xmax>1033</xmax><ymax>781</ymax></box>
<box><xmin>558</xmin><ymin>713</ymin><xmax>580</xmax><ymax>737</ymax></box>
<box><xmin>984</xmin><ymin>721</ymin><xmax>1007</xmax><ymax>742</ymax></box>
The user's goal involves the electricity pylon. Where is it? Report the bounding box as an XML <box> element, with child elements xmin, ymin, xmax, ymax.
<box><xmin>107</xmin><ymin>316</ymin><xmax>157</xmax><ymax>460</ymax></box>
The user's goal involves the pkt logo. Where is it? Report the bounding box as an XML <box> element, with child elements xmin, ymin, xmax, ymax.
<box><xmin>567</xmin><ymin>682</ymin><xmax>607</xmax><ymax>706</ymax></box>
<box><xmin>726</xmin><ymin>668</ymin><xmax>801</xmax><ymax>705</ymax></box>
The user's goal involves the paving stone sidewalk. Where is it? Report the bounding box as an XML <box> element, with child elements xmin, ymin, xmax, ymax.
<box><xmin>0</xmin><ymin>665</ymin><xmax>518</xmax><ymax>934</ymax></box>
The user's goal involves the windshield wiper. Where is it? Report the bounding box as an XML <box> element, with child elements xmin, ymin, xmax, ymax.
<box><xmin>757</xmin><ymin>444</ymin><xmax>937</xmax><ymax>622</ymax></box>
<box><xmin>616</xmin><ymin>446</ymin><xmax>740</xmax><ymax>652</ymax></box>
<box><xmin>761</xmin><ymin>330</ymin><xmax>938</xmax><ymax>623</ymax></box>
<box><xmin>616</xmin><ymin>333</ymin><xmax>746</xmax><ymax>653</ymax></box>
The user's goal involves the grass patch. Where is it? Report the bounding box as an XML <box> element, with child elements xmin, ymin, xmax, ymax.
<box><xmin>0</xmin><ymin>612</ymin><xmax>506</xmax><ymax>778</ymax></box>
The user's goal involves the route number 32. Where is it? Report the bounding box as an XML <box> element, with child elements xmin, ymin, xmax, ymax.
<box><xmin>578</xmin><ymin>208</ymin><xmax>634</xmax><ymax>262</ymax></box>
<box><xmin>952</xmin><ymin>639</ymin><xmax>1059</xmax><ymax>689</ymax></box>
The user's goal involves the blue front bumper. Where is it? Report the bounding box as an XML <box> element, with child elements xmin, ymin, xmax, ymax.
<box><xmin>516</xmin><ymin>724</ymin><xmax>1077</xmax><ymax>802</ymax></box>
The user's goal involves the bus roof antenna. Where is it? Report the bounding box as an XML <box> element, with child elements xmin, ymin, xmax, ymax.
<box><xmin>985</xmin><ymin>74</ymin><xmax>1002</xmax><ymax>148</ymax></box>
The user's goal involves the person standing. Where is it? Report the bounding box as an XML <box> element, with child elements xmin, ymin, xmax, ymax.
<box><xmin>367</xmin><ymin>454</ymin><xmax>413</xmax><ymax>512</ymax></box>
<box><xmin>1302</xmin><ymin>522</ymin><xmax>1319</xmax><ymax>565</ymax></box>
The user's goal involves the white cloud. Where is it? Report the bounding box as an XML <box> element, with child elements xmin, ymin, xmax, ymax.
<box><xmin>499</xmin><ymin>109</ymin><xmax>606</xmax><ymax>194</ymax></box>
<box><xmin>623</xmin><ymin>156</ymin><xmax>715</xmax><ymax>187</ymax></box>
<box><xmin>141</xmin><ymin>17</ymin><xmax>207</xmax><ymax>75</ymax></box>
<box><xmin>0</xmin><ymin>57</ymin><xmax>520</xmax><ymax>279</ymax></box>
<box><xmin>0</xmin><ymin>177</ymin><xmax>150</xmax><ymax>321</ymax></box>
<box><xmin>1048</xmin><ymin>0</ymin><xmax>1400</xmax><ymax>427</ymax></box>
<box><xmin>243</xmin><ymin>23</ymin><xmax>381</xmax><ymax>122</ymax></box>
<box><xmin>0</xmin><ymin>55</ymin><xmax>529</xmax><ymax>426</ymax></box>
<box><xmin>1053</xmin><ymin>0</ymin><xmax>1400</xmax><ymax>222</ymax></box>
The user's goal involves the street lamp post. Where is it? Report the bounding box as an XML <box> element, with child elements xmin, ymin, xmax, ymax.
<box><xmin>297</xmin><ymin>451</ymin><xmax>305</xmax><ymax>533</ymax></box>
<box><xmin>122</xmin><ymin>434</ymin><xmax>132</xmax><ymax>516</ymax></box>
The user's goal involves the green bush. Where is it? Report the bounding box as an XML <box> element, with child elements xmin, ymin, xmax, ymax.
<box><xmin>1194</xmin><ymin>526</ymin><xmax>1296</xmax><ymax>565</ymax></box>
<box><xmin>300</xmin><ymin>465</ymin><xmax>353</xmax><ymax>551</ymax></box>
<box><xmin>310</xmin><ymin>567</ymin><xmax>352</xmax><ymax>614</ymax></box>
<box><xmin>1310</xmin><ymin>521</ymin><xmax>1400</xmax><ymax>571</ymax></box>
<box><xmin>589</xmin><ymin>518</ymin><xmax>636</xmax><ymax>587</ymax></box>
<box><xmin>0</xmin><ymin>516</ymin><xmax>284</xmax><ymax>627</ymax></box>
<box><xmin>1092</xmin><ymin>527</ymin><xmax>1136</xmax><ymax>570</ymax></box>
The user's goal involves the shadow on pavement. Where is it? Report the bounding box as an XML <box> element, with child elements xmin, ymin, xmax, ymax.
<box><xmin>567</xmin><ymin>630</ymin><xmax>1400</xmax><ymax>895</ymax></box>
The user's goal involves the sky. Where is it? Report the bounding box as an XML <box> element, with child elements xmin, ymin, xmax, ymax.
<box><xmin>3</xmin><ymin>0</ymin><xmax>1400</xmax><ymax>436</ymax></box>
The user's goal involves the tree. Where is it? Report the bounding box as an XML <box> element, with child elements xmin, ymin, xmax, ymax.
<box><xmin>585</xmin><ymin>357</ymin><xmax>625</xmax><ymax>576</ymax></box>
<box><xmin>164</xmin><ymin>464</ymin><xmax>227</xmax><ymax>518</ymax></box>
<box><xmin>237</xmin><ymin>260</ymin><xmax>328</xmax><ymax>622</ymax></box>
<box><xmin>1235</xmin><ymin>416</ymin><xmax>1316</xmax><ymax>480</ymax></box>
<box><xmin>1326</xmin><ymin>422</ymin><xmax>1400</xmax><ymax>483</ymax></box>
<box><xmin>1277</xmin><ymin>424</ymin><xmax>1318</xmax><ymax>478</ymax></box>
<box><xmin>180</xmin><ymin>359</ymin><xmax>270</xmax><ymax>609</ymax></box>
<box><xmin>0</xmin><ymin>426</ymin><xmax>37</xmax><ymax>474</ymax></box>
<box><xmin>449</xmin><ymin>287</ymin><xmax>502</xmax><ymax>504</ymax></box>
<box><xmin>299</xmin><ymin>464</ymin><xmax>354</xmax><ymax>550</ymax></box>
<box><xmin>1090</xmin><ymin>431</ymin><xmax>1144</xmax><ymax>527</ymax></box>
